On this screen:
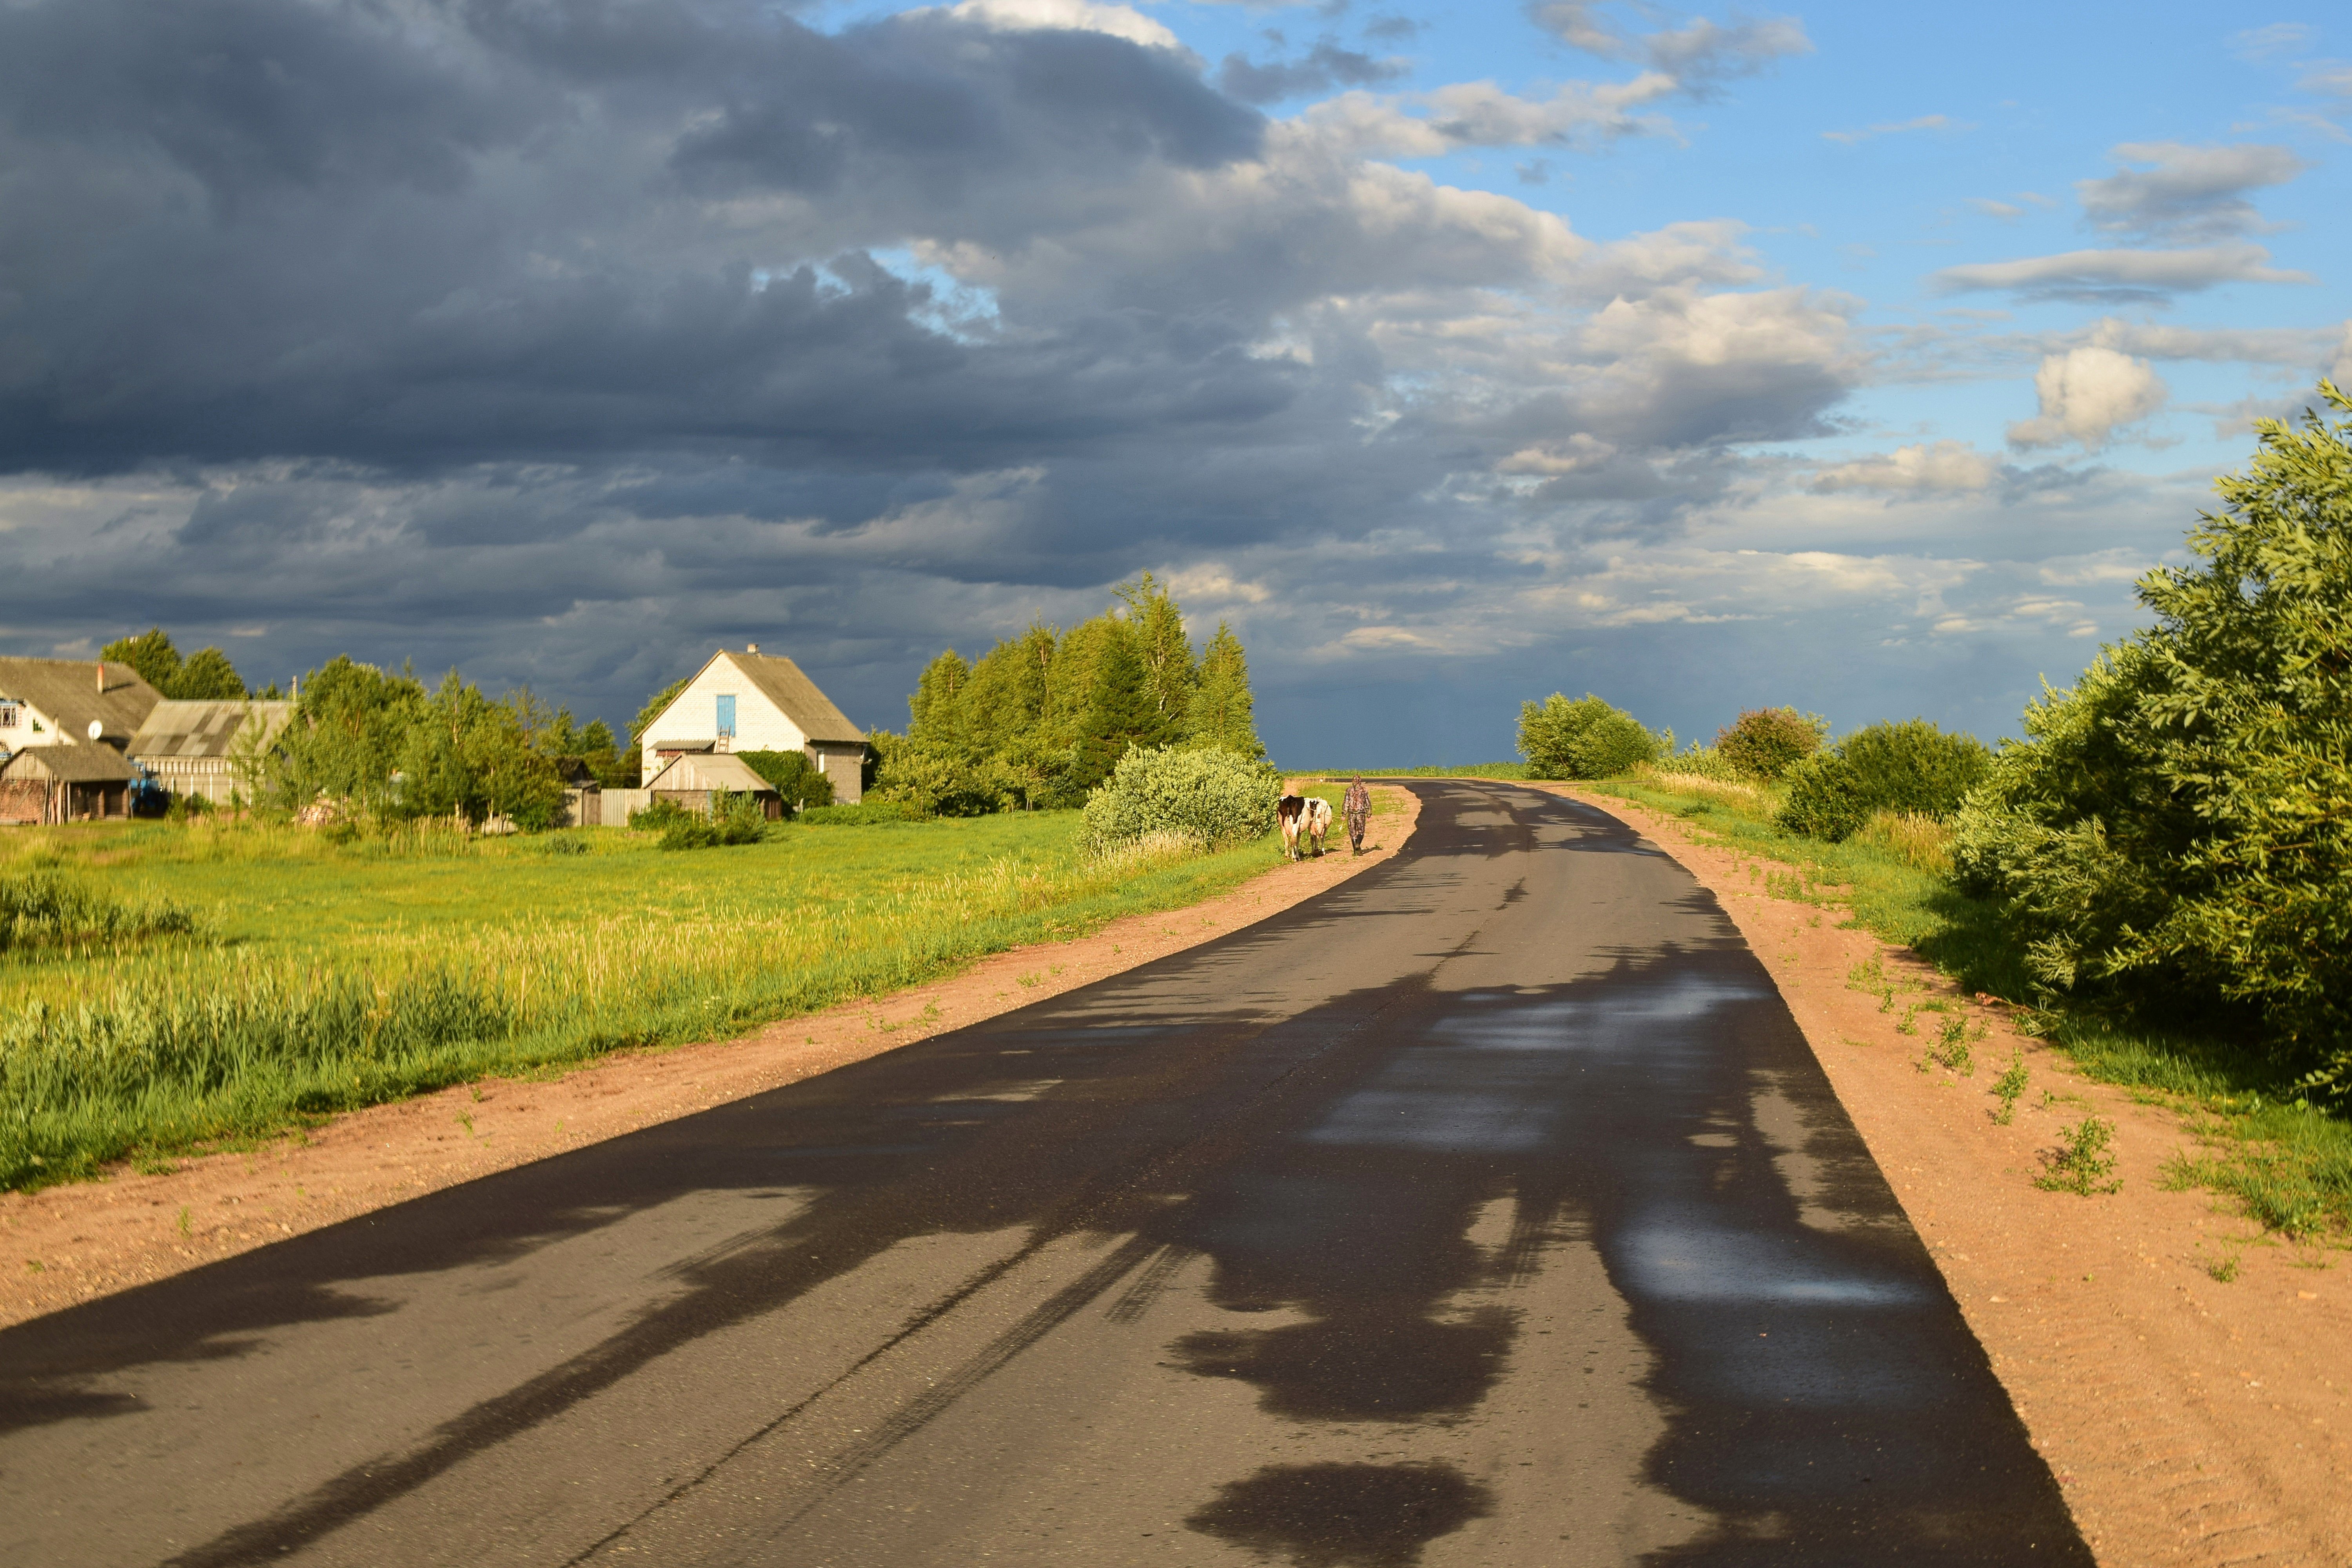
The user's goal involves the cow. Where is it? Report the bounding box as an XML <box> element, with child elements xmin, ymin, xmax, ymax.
<box><xmin>1278</xmin><ymin>791</ymin><xmax>1333</xmax><ymax>861</ymax></box>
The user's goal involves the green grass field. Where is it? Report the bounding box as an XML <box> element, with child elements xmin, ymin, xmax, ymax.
<box><xmin>0</xmin><ymin>809</ymin><xmax>1340</xmax><ymax>1192</ymax></box>
<box><xmin>1563</xmin><ymin>771</ymin><xmax>2351</xmax><ymax>1245</ymax></box>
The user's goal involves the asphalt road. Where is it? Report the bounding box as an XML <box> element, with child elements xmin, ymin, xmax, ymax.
<box><xmin>2</xmin><ymin>781</ymin><xmax>2090</xmax><ymax>1567</ymax></box>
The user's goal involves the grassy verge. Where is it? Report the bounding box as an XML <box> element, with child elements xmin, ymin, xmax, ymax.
<box><xmin>0</xmin><ymin>812</ymin><xmax>1318</xmax><ymax>1192</ymax></box>
<box><xmin>1557</xmin><ymin>771</ymin><xmax>2351</xmax><ymax>1245</ymax></box>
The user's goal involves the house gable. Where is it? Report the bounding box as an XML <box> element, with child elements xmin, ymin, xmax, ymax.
<box><xmin>639</xmin><ymin>647</ymin><xmax>866</xmax><ymax>803</ymax></box>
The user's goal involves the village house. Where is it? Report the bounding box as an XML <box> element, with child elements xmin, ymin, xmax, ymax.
<box><xmin>0</xmin><ymin>658</ymin><xmax>163</xmax><ymax>824</ymax></box>
<box><xmin>638</xmin><ymin>645</ymin><xmax>866</xmax><ymax>804</ymax></box>
<box><xmin>644</xmin><ymin>751</ymin><xmax>784</xmax><ymax>819</ymax></box>
<box><xmin>127</xmin><ymin>699</ymin><xmax>296</xmax><ymax>806</ymax></box>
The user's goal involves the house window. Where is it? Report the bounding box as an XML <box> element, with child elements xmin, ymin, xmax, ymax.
<box><xmin>0</xmin><ymin>703</ymin><xmax>16</xmax><ymax>729</ymax></box>
<box><xmin>715</xmin><ymin>693</ymin><xmax>737</xmax><ymax>739</ymax></box>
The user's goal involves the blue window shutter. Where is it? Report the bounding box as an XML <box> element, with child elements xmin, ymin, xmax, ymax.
<box><xmin>716</xmin><ymin>693</ymin><xmax>737</xmax><ymax>737</ymax></box>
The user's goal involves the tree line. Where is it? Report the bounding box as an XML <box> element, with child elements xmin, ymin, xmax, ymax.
<box><xmin>874</xmin><ymin>573</ymin><xmax>1264</xmax><ymax>814</ymax></box>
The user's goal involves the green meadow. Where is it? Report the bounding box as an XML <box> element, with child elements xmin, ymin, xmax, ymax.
<box><xmin>0</xmin><ymin>809</ymin><xmax>1332</xmax><ymax>1192</ymax></box>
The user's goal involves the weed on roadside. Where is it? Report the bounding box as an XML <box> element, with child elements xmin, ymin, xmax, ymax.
<box><xmin>1928</xmin><ymin>1014</ymin><xmax>1980</xmax><ymax>1076</ymax></box>
<box><xmin>2038</xmin><ymin>1116</ymin><xmax>2122</xmax><ymax>1196</ymax></box>
<box><xmin>1992</xmin><ymin>1054</ymin><xmax>2029</xmax><ymax>1124</ymax></box>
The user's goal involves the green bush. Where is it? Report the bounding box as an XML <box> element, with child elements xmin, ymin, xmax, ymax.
<box><xmin>1080</xmin><ymin>745</ymin><xmax>1276</xmax><ymax>854</ymax></box>
<box><xmin>652</xmin><ymin>786</ymin><xmax>768</xmax><ymax>850</ymax></box>
<box><xmin>1516</xmin><ymin>693</ymin><xmax>1665</xmax><ymax>780</ymax></box>
<box><xmin>870</xmin><ymin>739</ymin><xmax>1024</xmax><ymax>817</ymax></box>
<box><xmin>736</xmin><ymin>750</ymin><xmax>835</xmax><ymax>812</ymax></box>
<box><xmin>1778</xmin><ymin>720</ymin><xmax>1990</xmax><ymax>842</ymax></box>
<box><xmin>799</xmin><ymin>801</ymin><xmax>933</xmax><ymax>826</ymax></box>
<box><xmin>1951</xmin><ymin>383</ymin><xmax>2352</xmax><ymax>1091</ymax></box>
<box><xmin>1648</xmin><ymin>745</ymin><xmax>1752</xmax><ymax>784</ymax></box>
<box><xmin>1714</xmin><ymin>707</ymin><xmax>1826</xmax><ymax>780</ymax></box>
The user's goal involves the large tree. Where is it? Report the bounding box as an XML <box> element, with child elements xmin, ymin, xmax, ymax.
<box><xmin>1187</xmin><ymin>622</ymin><xmax>1263</xmax><ymax>759</ymax></box>
<box><xmin>100</xmin><ymin>627</ymin><xmax>247</xmax><ymax>699</ymax></box>
<box><xmin>1955</xmin><ymin>381</ymin><xmax>2352</xmax><ymax>1090</ymax></box>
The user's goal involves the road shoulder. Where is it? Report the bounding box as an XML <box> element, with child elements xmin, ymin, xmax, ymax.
<box><xmin>0</xmin><ymin>788</ymin><xmax>1420</xmax><ymax>1332</ymax></box>
<box><xmin>1536</xmin><ymin>782</ymin><xmax>2348</xmax><ymax>1568</ymax></box>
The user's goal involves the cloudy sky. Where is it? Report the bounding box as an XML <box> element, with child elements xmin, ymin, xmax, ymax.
<box><xmin>2</xmin><ymin>0</ymin><xmax>2345</xmax><ymax>762</ymax></box>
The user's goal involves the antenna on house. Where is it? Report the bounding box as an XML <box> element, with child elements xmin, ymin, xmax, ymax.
<box><xmin>88</xmin><ymin>719</ymin><xmax>104</xmax><ymax>742</ymax></box>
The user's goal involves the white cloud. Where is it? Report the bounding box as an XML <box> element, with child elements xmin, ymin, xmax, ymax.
<box><xmin>1969</xmin><ymin>198</ymin><xmax>2023</xmax><ymax>221</ymax></box>
<box><xmin>1823</xmin><ymin>114</ymin><xmax>1958</xmax><ymax>145</ymax></box>
<box><xmin>2075</xmin><ymin>141</ymin><xmax>2307</xmax><ymax>240</ymax></box>
<box><xmin>1932</xmin><ymin>243</ymin><xmax>2316</xmax><ymax>301</ymax></box>
<box><xmin>1299</xmin><ymin>74</ymin><xmax>1680</xmax><ymax>159</ymax></box>
<box><xmin>1810</xmin><ymin>441</ymin><xmax>1999</xmax><ymax>494</ymax></box>
<box><xmin>2233</xmin><ymin>23</ymin><xmax>2319</xmax><ymax>60</ymax></box>
<box><xmin>2005</xmin><ymin>347</ymin><xmax>2169</xmax><ymax>452</ymax></box>
<box><xmin>935</xmin><ymin>0</ymin><xmax>1181</xmax><ymax>49</ymax></box>
<box><xmin>1525</xmin><ymin>4</ymin><xmax>1812</xmax><ymax>87</ymax></box>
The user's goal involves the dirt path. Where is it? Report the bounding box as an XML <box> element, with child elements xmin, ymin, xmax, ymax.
<box><xmin>0</xmin><ymin>788</ymin><xmax>1419</xmax><ymax>1332</ymax></box>
<box><xmin>1541</xmin><ymin>784</ymin><xmax>2349</xmax><ymax>1568</ymax></box>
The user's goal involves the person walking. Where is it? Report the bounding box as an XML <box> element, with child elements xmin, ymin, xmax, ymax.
<box><xmin>1343</xmin><ymin>773</ymin><xmax>1371</xmax><ymax>855</ymax></box>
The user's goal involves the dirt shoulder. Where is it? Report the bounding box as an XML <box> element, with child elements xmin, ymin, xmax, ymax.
<box><xmin>1538</xmin><ymin>783</ymin><xmax>2349</xmax><ymax>1568</ymax></box>
<box><xmin>0</xmin><ymin>788</ymin><xmax>1419</xmax><ymax>1332</ymax></box>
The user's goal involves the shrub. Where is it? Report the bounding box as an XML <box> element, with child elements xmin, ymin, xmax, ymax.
<box><xmin>736</xmin><ymin>750</ymin><xmax>835</xmax><ymax>812</ymax></box>
<box><xmin>1777</xmin><ymin>720</ymin><xmax>1990</xmax><ymax>841</ymax></box>
<box><xmin>1714</xmin><ymin>707</ymin><xmax>1827</xmax><ymax>780</ymax></box>
<box><xmin>799</xmin><ymin>801</ymin><xmax>932</xmax><ymax>826</ymax></box>
<box><xmin>655</xmin><ymin>786</ymin><xmax>768</xmax><ymax>850</ymax></box>
<box><xmin>1080</xmin><ymin>746</ymin><xmax>1276</xmax><ymax>855</ymax></box>
<box><xmin>1950</xmin><ymin>385</ymin><xmax>2352</xmax><ymax>1089</ymax></box>
<box><xmin>871</xmin><ymin>740</ymin><xmax>1021</xmax><ymax>817</ymax></box>
<box><xmin>1644</xmin><ymin>745</ymin><xmax>1750</xmax><ymax>785</ymax></box>
<box><xmin>1517</xmin><ymin>693</ymin><xmax>1665</xmax><ymax>780</ymax></box>
<box><xmin>0</xmin><ymin>872</ymin><xmax>204</xmax><ymax>957</ymax></box>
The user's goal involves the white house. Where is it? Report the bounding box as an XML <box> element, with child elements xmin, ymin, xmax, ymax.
<box><xmin>128</xmin><ymin>699</ymin><xmax>296</xmax><ymax>805</ymax></box>
<box><xmin>0</xmin><ymin>657</ymin><xmax>162</xmax><ymax>763</ymax></box>
<box><xmin>639</xmin><ymin>645</ymin><xmax>866</xmax><ymax>804</ymax></box>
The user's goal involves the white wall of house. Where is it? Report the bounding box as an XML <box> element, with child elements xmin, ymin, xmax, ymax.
<box><xmin>0</xmin><ymin>700</ymin><xmax>63</xmax><ymax>754</ymax></box>
<box><xmin>639</xmin><ymin>653</ymin><xmax>808</xmax><ymax>774</ymax></box>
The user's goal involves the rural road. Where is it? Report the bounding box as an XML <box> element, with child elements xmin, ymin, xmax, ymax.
<box><xmin>2</xmin><ymin>781</ymin><xmax>2090</xmax><ymax>1567</ymax></box>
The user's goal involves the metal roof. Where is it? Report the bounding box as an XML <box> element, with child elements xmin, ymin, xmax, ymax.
<box><xmin>129</xmin><ymin>699</ymin><xmax>294</xmax><ymax>760</ymax></box>
<box><xmin>644</xmin><ymin>752</ymin><xmax>777</xmax><ymax>794</ymax></box>
<box><xmin>0</xmin><ymin>658</ymin><xmax>162</xmax><ymax>744</ymax></box>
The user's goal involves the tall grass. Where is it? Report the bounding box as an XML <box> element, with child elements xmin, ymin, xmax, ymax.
<box><xmin>0</xmin><ymin>870</ymin><xmax>208</xmax><ymax>960</ymax></box>
<box><xmin>0</xmin><ymin>815</ymin><xmax>1292</xmax><ymax>1190</ymax></box>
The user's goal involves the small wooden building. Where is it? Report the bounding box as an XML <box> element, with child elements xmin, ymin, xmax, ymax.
<box><xmin>0</xmin><ymin>743</ymin><xmax>136</xmax><ymax>825</ymax></box>
<box><xmin>644</xmin><ymin>752</ymin><xmax>783</xmax><ymax>820</ymax></box>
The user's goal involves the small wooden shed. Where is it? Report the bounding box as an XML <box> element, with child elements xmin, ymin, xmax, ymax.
<box><xmin>0</xmin><ymin>744</ymin><xmax>136</xmax><ymax>825</ymax></box>
<box><xmin>644</xmin><ymin>752</ymin><xmax>782</xmax><ymax>820</ymax></box>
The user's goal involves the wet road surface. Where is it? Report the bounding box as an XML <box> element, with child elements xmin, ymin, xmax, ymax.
<box><xmin>1</xmin><ymin>782</ymin><xmax>2090</xmax><ymax>1566</ymax></box>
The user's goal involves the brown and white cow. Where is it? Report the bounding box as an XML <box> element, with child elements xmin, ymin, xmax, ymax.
<box><xmin>1278</xmin><ymin>791</ymin><xmax>1333</xmax><ymax>860</ymax></box>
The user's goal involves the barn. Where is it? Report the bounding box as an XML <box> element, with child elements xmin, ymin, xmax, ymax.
<box><xmin>638</xmin><ymin>645</ymin><xmax>866</xmax><ymax>804</ymax></box>
<box><xmin>128</xmin><ymin>700</ymin><xmax>296</xmax><ymax>806</ymax></box>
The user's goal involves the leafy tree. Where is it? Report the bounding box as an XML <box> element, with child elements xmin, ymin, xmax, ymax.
<box><xmin>1954</xmin><ymin>382</ymin><xmax>2352</xmax><ymax>1089</ymax></box>
<box><xmin>964</xmin><ymin>622</ymin><xmax>1056</xmax><ymax>756</ymax></box>
<box><xmin>101</xmin><ymin>628</ymin><xmax>181</xmax><ymax>693</ymax></box>
<box><xmin>1715</xmin><ymin>706</ymin><xmax>1825</xmax><ymax>780</ymax></box>
<box><xmin>270</xmin><ymin>657</ymin><xmax>429</xmax><ymax>814</ymax></box>
<box><xmin>737</xmin><ymin>749</ymin><xmax>836</xmax><ymax>811</ymax></box>
<box><xmin>1517</xmin><ymin>693</ymin><xmax>1663</xmax><ymax>780</ymax></box>
<box><xmin>1187</xmin><ymin>622</ymin><xmax>1263</xmax><ymax>759</ymax></box>
<box><xmin>170</xmin><ymin>647</ymin><xmax>247</xmax><ymax>700</ymax></box>
<box><xmin>907</xmin><ymin>650</ymin><xmax>971</xmax><ymax>749</ymax></box>
<box><xmin>99</xmin><ymin>628</ymin><xmax>248</xmax><ymax>699</ymax></box>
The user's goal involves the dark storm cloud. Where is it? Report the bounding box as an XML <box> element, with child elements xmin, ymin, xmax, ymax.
<box><xmin>0</xmin><ymin>0</ymin><xmax>1267</xmax><ymax>474</ymax></box>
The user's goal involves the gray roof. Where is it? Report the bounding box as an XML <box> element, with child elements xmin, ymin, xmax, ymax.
<box><xmin>0</xmin><ymin>744</ymin><xmax>135</xmax><ymax>782</ymax></box>
<box><xmin>0</xmin><ymin>658</ymin><xmax>162</xmax><ymax>744</ymax></box>
<box><xmin>645</xmin><ymin>752</ymin><xmax>777</xmax><ymax>794</ymax></box>
<box><xmin>719</xmin><ymin>651</ymin><xmax>864</xmax><ymax>744</ymax></box>
<box><xmin>130</xmin><ymin>699</ymin><xmax>295</xmax><ymax>760</ymax></box>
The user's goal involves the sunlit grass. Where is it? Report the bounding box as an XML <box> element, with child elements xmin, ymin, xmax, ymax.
<box><xmin>0</xmin><ymin>813</ymin><xmax>1303</xmax><ymax>1191</ymax></box>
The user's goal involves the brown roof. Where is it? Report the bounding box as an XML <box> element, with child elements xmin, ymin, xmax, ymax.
<box><xmin>645</xmin><ymin>752</ymin><xmax>777</xmax><ymax>795</ymax></box>
<box><xmin>0</xmin><ymin>744</ymin><xmax>135</xmax><ymax>782</ymax></box>
<box><xmin>0</xmin><ymin>658</ymin><xmax>162</xmax><ymax>745</ymax></box>
<box><xmin>129</xmin><ymin>700</ymin><xmax>294</xmax><ymax>760</ymax></box>
<box><xmin>722</xmin><ymin>652</ymin><xmax>864</xmax><ymax>744</ymax></box>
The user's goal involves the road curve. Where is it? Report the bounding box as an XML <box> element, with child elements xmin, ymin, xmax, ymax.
<box><xmin>1</xmin><ymin>781</ymin><xmax>2089</xmax><ymax>1567</ymax></box>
